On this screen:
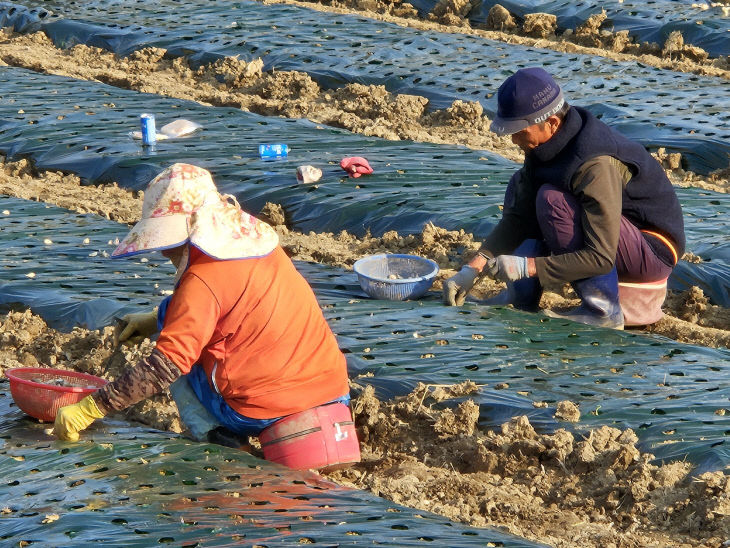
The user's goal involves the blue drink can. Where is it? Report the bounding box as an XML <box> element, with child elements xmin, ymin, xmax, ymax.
<box><xmin>140</xmin><ymin>113</ymin><xmax>156</xmax><ymax>145</ymax></box>
<box><xmin>259</xmin><ymin>144</ymin><xmax>289</xmax><ymax>158</ymax></box>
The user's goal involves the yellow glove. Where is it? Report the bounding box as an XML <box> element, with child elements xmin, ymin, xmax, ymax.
<box><xmin>114</xmin><ymin>309</ymin><xmax>158</xmax><ymax>345</ymax></box>
<box><xmin>53</xmin><ymin>395</ymin><xmax>105</xmax><ymax>442</ymax></box>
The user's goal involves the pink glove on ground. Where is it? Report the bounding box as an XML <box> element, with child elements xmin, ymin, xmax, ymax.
<box><xmin>340</xmin><ymin>157</ymin><xmax>373</xmax><ymax>178</ymax></box>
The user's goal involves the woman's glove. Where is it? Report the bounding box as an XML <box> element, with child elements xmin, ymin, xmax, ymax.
<box><xmin>442</xmin><ymin>266</ymin><xmax>479</xmax><ymax>306</ymax></box>
<box><xmin>486</xmin><ymin>255</ymin><xmax>528</xmax><ymax>283</ymax></box>
<box><xmin>53</xmin><ymin>395</ymin><xmax>105</xmax><ymax>442</ymax></box>
<box><xmin>114</xmin><ymin>310</ymin><xmax>158</xmax><ymax>345</ymax></box>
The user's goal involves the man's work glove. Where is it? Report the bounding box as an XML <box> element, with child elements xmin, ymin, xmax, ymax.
<box><xmin>114</xmin><ymin>309</ymin><xmax>158</xmax><ymax>345</ymax></box>
<box><xmin>53</xmin><ymin>395</ymin><xmax>105</xmax><ymax>442</ymax></box>
<box><xmin>442</xmin><ymin>265</ymin><xmax>479</xmax><ymax>306</ymax></box>
<box><xmin>486</xmin><ymin>255</ymin><xmax>529</xmax><ymax>283</ymax></box>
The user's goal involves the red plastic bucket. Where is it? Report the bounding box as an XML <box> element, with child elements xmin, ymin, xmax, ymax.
<box><xmin>259</xmin><ymin>402</ymin><xmax>361</xmax><ymax>471</ymax></box>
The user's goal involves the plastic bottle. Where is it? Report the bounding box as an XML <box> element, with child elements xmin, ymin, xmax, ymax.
<box><xmin>259</xmin><ymin>144</ymin><xmax>289</xmax><ymax>158</ymax></box>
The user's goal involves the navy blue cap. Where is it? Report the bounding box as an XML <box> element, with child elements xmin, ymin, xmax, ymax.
<box><xmin>490</xmin><ymin>67</ymin><xmax>565</xmax><ymax>136</ymax></box>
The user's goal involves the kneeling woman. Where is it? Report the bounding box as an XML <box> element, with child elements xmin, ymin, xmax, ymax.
<box><xmin>54</xmin><ymin>164</ymin><xmax>353</xmax><ymax>466</ymax></box>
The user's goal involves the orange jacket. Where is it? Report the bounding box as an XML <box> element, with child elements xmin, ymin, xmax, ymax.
<box><xmin>156</xmin><ymin>246</ymin><xmax>349</xmax><ymax>419</ymax></box>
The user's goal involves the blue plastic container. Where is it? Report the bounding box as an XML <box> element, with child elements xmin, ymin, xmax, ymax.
<box><xmin>353</xmin><ymin>254</ymin><xmax>439</xmax><ymax>301</ymax></box>
<box><xmin>140</xmin><ymin>113</ymin><xmax>156</xmax><ymax>145</ymax></box>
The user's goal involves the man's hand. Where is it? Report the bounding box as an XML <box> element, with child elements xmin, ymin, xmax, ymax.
<box><xmin>486</xmin><ymin>255</ymin><xmax>529</xmax><ymax>283</ymax></box>
<box><xmin>442</xmin><ymin>266</ymin><xmax>479</xmax><ymax>306</ymax></box>
<box><xmin>53</xmin><ymin>395</ymin><xmax>105</xmax><ymax>442</ymax></box>
<box><xmin>114</xmin><ymin>310</ymin><xmax>158</xmax><ymax>345</ymax></box>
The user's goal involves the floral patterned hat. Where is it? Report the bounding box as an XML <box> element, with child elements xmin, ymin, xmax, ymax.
<box><xmin>112</xmin><ymin>163</ymin><xmax>278</xmax><ymax>259</ymax></box>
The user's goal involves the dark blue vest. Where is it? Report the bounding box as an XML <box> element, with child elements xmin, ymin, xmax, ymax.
<box><xmin>526</xmin><ymin>106</ymin><xmax>685</xmax><ymax>263</ymax></box>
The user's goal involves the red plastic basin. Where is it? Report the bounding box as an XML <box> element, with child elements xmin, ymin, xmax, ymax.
<box><xmin>5</xmin><ymin>367</ymin><xmax>107</xmax><ymax>422</ymax></box>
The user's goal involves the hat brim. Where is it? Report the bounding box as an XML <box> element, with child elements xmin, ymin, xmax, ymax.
<box><xmin>111</xmin><ymin>215</ymin><xmax>189</xmax><ymax>258</ymax></box>
<box><xmin>187</xmin><ymin>200</ymin><xmax>279</xmax><ymax>260</ymax></box>
<box><xmin>490</xmin><ymin>116</ymin><xmax>531</xmax><ymax>136</ymax></box>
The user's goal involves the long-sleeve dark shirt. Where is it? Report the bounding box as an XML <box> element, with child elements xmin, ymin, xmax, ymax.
<box><xmin>481</xmin><ymin>156</ymin><xmax>627</xmax><ymax>287</ymax></box>
<box><xmin>480</xmin><ymin>106</ymin><xmax>684</xmax><ymax>288</ymax></box>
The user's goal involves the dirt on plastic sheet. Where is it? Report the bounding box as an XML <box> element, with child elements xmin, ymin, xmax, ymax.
<box><xmin>0</xmin><ymin>309</ymin><xmax>181</xmax><ymax>433</ymax></box>
<box><xmin>1</xmin><ymin>156</ymin><xmax>728</xmax><ymax>349</ymax></box>
<box><xmin>281</xmin><ymin>0</ymin><xmax>730</xmax><ymax>73</ymax></box>
<box><xmin>328</xmin><ymin>381</ymin><xmax>730</xmax><ymax>547</ymax></box>
<box><xmin>0</xmin><ymin>161</ymin><xmax>729</xmax><ymax>547</ymax></box>
<box><xmin>1</xmin><ymin>5</ymin><xmax>730</xmax><ymax>545</ymax></box>
<box><xmin>0</xmin><ymin>28</ymin><xmax>727</xmax><ymax>192</ymax></box>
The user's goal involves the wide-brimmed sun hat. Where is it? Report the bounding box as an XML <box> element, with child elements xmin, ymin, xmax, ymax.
<box><xmin>112</xmin><ymin>163</ymin><xmax>278</xmax><ymax>260</ymax></box>
<box><xmin>490</xmin><ymin>67</ymin><xmax>565</xmax><ymax>136</ymax></box>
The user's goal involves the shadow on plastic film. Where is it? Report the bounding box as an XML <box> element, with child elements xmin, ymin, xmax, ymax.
<box><xmin>0</xmin><ymin>391</ymin><xmax>545</xmax><ymax>547</ymax></box>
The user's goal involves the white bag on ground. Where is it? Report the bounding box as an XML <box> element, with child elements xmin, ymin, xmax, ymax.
<box><xmin>159</xmin><ymin>119</ymin><xmax>202</xmax><ymax>138</ymax></box>
<box><xmin>296</xmin><ymin>165</ymin><xmax>323</xmax><ymax>183</ymax></box>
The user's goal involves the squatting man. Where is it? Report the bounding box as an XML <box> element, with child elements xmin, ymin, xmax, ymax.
<box><xmin>442</xmin><ymin>67</ymin><xmax>685</xmax><ymax>330</ymax></box>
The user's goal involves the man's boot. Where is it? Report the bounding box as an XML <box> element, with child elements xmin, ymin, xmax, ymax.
<box><xmin>479</xmin><ymin>239</ymin><xmax>545</xmax><ymax>312</ymax></box>
<box><xmin>545</xmin><ymin>267</ymin><xmax>624</xmax><ymax>329</ymax></box>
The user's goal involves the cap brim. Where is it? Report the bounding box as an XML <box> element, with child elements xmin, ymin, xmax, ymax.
<box><xmin>490</xmin><ymin>117</ymin><xmax>530</xmax><ymax>136</ymax></box>
<box><xmin>111</xmin><ymin>215</ymin><xmax>189</xmax><ymax>258</ymax></box>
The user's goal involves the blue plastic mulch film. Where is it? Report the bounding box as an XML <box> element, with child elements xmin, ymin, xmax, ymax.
<box><xmin>668</xmin><ymin>188</ymin><xmax>730</xmax><ymax>307</ymax></box>
<box><xmin>0</xmin><ymin>65</ymin><xmax>514</xmax><ymax>238</ymax></box>
<box><xmin>0</xmin><ymin>397</ymin><xmax>544</xmax><ymax>547</ymax></box>
<box><xmin>0</xmin><ymin>197</ymin><xmax>369</xmax><ymax>331</ymax></box>
<box><xmin>668</xmin><ymin>188</ymin><xmax>730</xmax><ymax>306</ymax></box>
<box><xmin>0</xmin><ymin>198</ymin><xmax>173</xmax><ymax>331</ymax></box>
<box><xmin>425</xmin><ymin>0</ymin><xmax>730</xmax><ymax>58</ymax></box>
<box><xmin>0</xmin><ymin>67</ymin><xmax>727</xmax><ymax>305</ymax></box>
<box><xmin>338</xmin><ymin>300</ymin><xmax>730</xmax><ymax>475</ymax></box>
<box><xmin>6</xmin><ymin>0</ymin><xmax>730</xmax><ymax>58</ymax></box>
<box><xmin>1</xmin><ymin>196</ymin><xmax>729</xmax><ymax>480</ymax></box>
<box><xmin>1</xmin><ymin>1</ymin><xmax>729</xmax><ymax>174</ymax></box>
